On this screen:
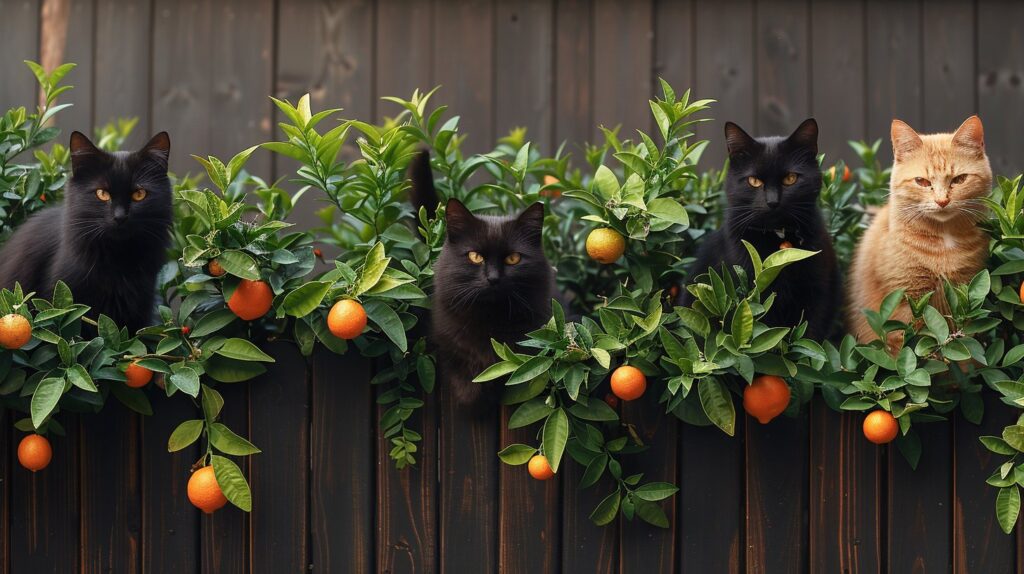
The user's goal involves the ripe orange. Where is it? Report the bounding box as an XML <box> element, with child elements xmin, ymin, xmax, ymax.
<box><xmin>182</xmin><ymin>326</ymin><xmax>191</xmax><ymax>336</ymax></box>
<box><xmin>208</xmin><ymin>259</ymin><xmax>226</xmax><ymax>277</ymax></box>
<box><xmin>124</xmin><ymin>361</ymin><xmax>154</xmax><ymax>388</ymax></box>
<box><xmin>18</xmin><ymin>434</ymin><xmax>52</xmax><ymax>472</ymax></box>
<box><xmin>327</xmin><ymin>299</ymin><xmax>368</xmax><ymax>340</ymax></box>
<box><xmin>1019</xmin><ymin>280</ymin><xmax>1024</xmax><ymax>304</ymax></box>
<box><xmin>743</xmin><ymin>375</ymin><xmax>791</xmax><ymax>424</ymax></box>
<box><xmin>227</xmin><ymin>279</ymin><xmax>273</xmax><ymax>321</ymax></box>
<box><xmin>528</xmin><ymin>454</ymin><xmax>555</xmax><ymax>480</ymax></box>
<box><xmin>863</xmin><ymin>410</ymin><xmax>899</xmax><ymax>444</ymax></box>
<box><xmin>540</xmin><ymin>174</ymin><xmax>562</xmax><ymax>198</ymax></box>
<box><xmin>586</xmin><ymin>228</ymin><xmax>626</xmax><ymax>264</ymax></box>
<box><xmin>188</xmin><ymin>465</ymin><xmax>228</xmax><ymax>514</ymax></box>
<box><xmin>0</xmin><ymin>313</ymin><xmax>32</xmax><ymax>349</ymax></box>
<box><xmin>610</xmin><ymin>365</ymin><xmax>647</xmax><ymax>401</ymax></box>
<box><xmin>779</xmin><ymin>240</ymin><xmax>793</xmax><ymax>250</ymax></box>
<box><xmin>313</xmin><ymin>248</ymin><xmax>323</xmax><ymax>258</ymax></box>
<box><xmin>828</xmin><ymin>165</ymin><xmax>852</xmax><ymax>183</ymax></box>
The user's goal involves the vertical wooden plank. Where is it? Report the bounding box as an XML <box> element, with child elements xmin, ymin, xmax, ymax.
<box><xmin>679</xmin><ymin>419</ymin><xmax>744</xmax><ymax>574</ymax></box>
<box><xmin>494</xmin><ymin>0</ymin><xmax>554</xmax><ymax>151</ymax></box>
<box><xmin>9</xmin><ymin>418</ymin><xmax>80</xmax><ymax>573</ymax></box>
<box><xmin>248</xmin><ymin>342</ymin><xmax>309</xmax><ymax>573</ymax></box>
<box><xmin>376</xmin><ymin>0</ymin><xmax>433</xmax><ymax>120</ymax></box>
<box><xmin>809</xmin><ymin>0</ymin><xmax>865</xmax><ymax>164</ymax></box>
<box><xmin>553</xmin><ymin>0</ymin><xmax>592</xmax><ymax>150</ymax></box>
<box><xmin>141</xmin><ymin>391</ymin><xmax>200</xmax><ymax>574</ymax></box>
<box><xmin>954</xmin><ymin>393</ymin><xmax>1017</xmax><ymax>572</ymax></box>
<box><xmin>592</xmin><ymin>0</ymin><xmax>652</xmax><ymax>143</ymax></box>
<box><xmin>152</xmin><ymin>0</ymin><xmax>274</xmax><ymax>179</ymax></box>
<box><xmin>619</xmin><ymin>394</ymin><xmax>677</xmax><ymax>573</ymax></box>
<box><xmin>755</xmin><ymin>0</ymin><xmax>809</xmax><ymax>136</ymax></box>
<box><xmin>433</xmin><ymin>0</ymin><xmax>494</xmax><ymax>154</ymax></box>
<box><xmin>865</xmin><ymin>0</ymin><xmax>922</xmax><ymax>164</ymax></box>
<box><xmin>94</xmin><ymin>0</ymin><xmax>152</xmax><ymax>147</ymax></box>
<box><xmin>808</xmin><ymin>399</ymin><xmax>881</xmax><ymax>573</ymax></box>
<box><xmin>1</xmin><ymin>415</ymin><xmax>8</xmax><ymax>574</ymax></box>
<box><xmin>41</xmin><ymin>0</ymin><xmax>95</xmax><ymax>135</ymax></box>
<box><xmin>888</xmin><ymin>422</ymin><xmax>953</xmax><ymax>572</ymax></box>
<box><xmin>79</xmin><ymin>406</ymin><xmax>141</xmax><ymax>574</ymax></box>
<box><xmin>561</xmin><ymin>463</ymin><xmax>617</xmax><ymax>574</ymax></box>
<box><xmin>978</xmin><ymin>0</ymin><xmax>1024</xmax><ymax>176</ymax></box>
<box><xmin>200</xmin><ymin>384</ymin><xmax>249</xmax><ymax>574</ymax></box>
<box><xmin>921</xmin><ymin>0</ymin><xmax>976</xmax><ymax>133</ymax></box>
<box><xmin>0</xmin><ymin>0</ymin><xmax>40</xmax><ymax>111</ymax></box>
<box><xmin>653</xmin><ymin>0</ymin><xmax>694</xmax><ymax>104</ymax></box>
<box><xmin>310</xmin><ymin>349</ymin><xmax>374</xmax><ymax>573</ymax></box>
<box><xmin>695</xmin><ymin>0</ymin><xmax>754</xmax><ymax>169</ymax></box>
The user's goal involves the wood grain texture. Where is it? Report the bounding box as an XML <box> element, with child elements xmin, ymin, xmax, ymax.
<box><xmin>977</xmin><ymin>0</ymin><xmax>1024</xmax><ymax>176</ymax></box>
<box><xmin>79</xmin><ymin>405</ymin><xmax>141</xmax><ymax>574</ymax></box>
<box><xmin>745</xmin><ymin>411</ymin><xmax>809</xmax><ymax>574</ymax></box>
<box><xmin>1</xmin><ymin>413</ymin><xmax>8</xmax><ymax>574</ymax></box>
<box><xmin>561</xmin><ymin>460</ymin><xmax>618</xmax><ymax>574</ymax></box>
<box><xmin>41</xmin><ymin>0</ymin><xmax>94</xmax><ymax>135</ymax></box>
<box><xmin>433</xmin><ymin>0</ymin><xmax>495</xmax><ymax>155</ymax></box>
<box><xmin>755</xmin><ymin>0</ymin><xmax>809</xmax><ymax>136</ymax></box>
<box><xmin>865</xmin><ymin>0</ymin><xmax>923</xmax><ymax>165</ymax></box>
<box><xmin>553</xmin><ymin>0</ymin><xmax>592</xmax><ymax>151</ymax></box>
<box><xmin>679</xmin><ymin>417</ymin><xmax>744</xmax><ymax>574</ymax></box>
<box><xmin>94</xmin><ymin>0</ymin><xmax>153</xmax><ymax>147</ymax></box>
<box><xmin>9</xmin><ymin>416</ymin><xmax>80</xmax><ymax>574</ymax></box>
<box><xmin>592</xmin><ymin>0</ymin><xmax>653</xmax><ymax>143</ymax></box>
<box><xmin>376</xmin><ymin>0</ymin><xmax>433</xmax><ymax>122</ymax></box>
<box><xmin>311</xmin><ymin>349</ymin><xmax>375</xmax><ymax>573</ymax></box>
<box><xmin>653</xmin><ymin>0</ymin><xmax>694</xmax><ymax>137</ymax></box>
<box><xmin>494</xmin><ymin>0</ymin><xmax>554</xmax><ymax>152</ymax></box>
<box><xmin>200</xmin><ymin>383</ymin><xmax>249</xmax><ymax>574</ymax></box>
<box><xmin>921</xmin><ymin>0</ymin><xmax>976</xmax><ymax>132</ymax></box>
<box><xmin>809</xmin><ymin>0</ymin><xmax>865</xmax><ymax>165</ymax></box>
<box><xmin>248</xmin><ymin>342</ymin><xmax>309</xmax><ymax>573</ymax></box>
<box><xmin>695</xmin><ymin>0</ymin><xmax>754</xmax><ymax>169</ymax></box>
<box><xmin>808</xmin><ymin>400</ymin><xmax>881</xmax><ymax>573</ymax></box>
<box><xmin>0</xmin><ymin>0</ymin><xmax>41</xmax><ymax>111</ymax></box>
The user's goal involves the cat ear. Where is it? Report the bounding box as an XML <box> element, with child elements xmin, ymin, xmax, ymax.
<box><xmin>951</xmin><ymin>115</ymin><xmax>985</xmax><ymax>153</ymax></box>
<box><xmin>891</xmin><ymin>119</ymin><xmax>923</xmax><ymax>160</ymax></box>
<box><xmin>724</xmin><ymin>122</ymin><xmax>757</xmax><ymax>157</ymax></box>
<box><xmin>140</xmin><ymin>132</ymin><xmax>171</xmax><ymax>169</ymax></box>
<box><xmin>444</xmin><ymin>198</ymin><xmax>478</xmax><ymax>242</ymax></box>
<box><xmin>786</xmin><ymin>118</ymin><xmax>818</xmax><ymax>156</ymax></box>
<box><xmin>515</xmin><ymin>202</ymin><xmax>545</xmax><ymax>243</ymax></box>
<box><xmin>69</xmin><ymin>131</ymin><xmax>102</xmax><ymax>174</ymax></box>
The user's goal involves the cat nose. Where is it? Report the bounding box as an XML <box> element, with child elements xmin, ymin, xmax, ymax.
<box><xmin>113</xmin><ymin>206</ymin><xmax>128</xmax><ymax>224</ymax></box>
<box><xmin>765</xmin><ymin>189</ymin><xmax>781</xmax><ymax>208</ymax></box>
<box><xmin>486</xmin><ymin>268</ymin><xmax>501</xmax><ymax>285</ymax></box>
<box><xmin>935</xmin><ymin>197</ymin><xmax>950</xmax><ymax>208</ymax></box>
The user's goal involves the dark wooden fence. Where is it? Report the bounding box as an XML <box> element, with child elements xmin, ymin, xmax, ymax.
<box><xmin>2</xmin><ymin>342</ymin><xmax>1022</xmax><ymax>573</ymax></box>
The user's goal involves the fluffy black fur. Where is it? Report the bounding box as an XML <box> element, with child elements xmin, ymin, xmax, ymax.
<box><xmin>682</xmin><ymin>119</ymin><xmax>840</xmax><ymax>339</ymax></box>
<box><xmin>409</xmin><ymin>150</ymin><xmax>553</xmax><ymax>411</ymax></box>
<box><xmin>0</xmin><ymin>131</ymin><xmax>174</xmax><ymax>333</ymax></box>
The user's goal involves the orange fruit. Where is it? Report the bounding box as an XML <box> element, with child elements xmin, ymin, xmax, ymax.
<box><xmin>227</xmin><ymin>279</ymin><xmax>273</xmax><ymax>321</ymax></box>
<box><xmin>586</xmin><ymin>228</ymin><xmax>626</xmax><ymax>264</ymax></box>
<box><xmin>0</xmin><ymin>313</ymin><xmax>32</xmax><ymax>349</ymax></box>
<box><xmin>603</xmin><ymin>393</ymin><xmax>620</xmax><ymax>409</ymax></box>
<box><xmin>1019</xmin><ymin>280</ymin><xmax>1024</xmax><ymax>304</ymax></box>
<box><xmin>313</xmin><ymin>248</ymin><xmax>323</xmax><ymax>258</ymax></box>
<box><xmin>188</xmin><ymin>465</ymin><xmax>228</xmax><ymax>514</ymax></box>
<box><xmin>610</xmin><ymin>365</ymin><xmax>646</xmax><ymax>401</ymax></box>
<box><xmin>18</xmin><ymin>434</ymin><xmax>52</xmax><ymax>472</ymax></box>
<box><xmin>828</xmin><ymin>165</ymin><xmax>852</xmax><ymax>183</ymax></box>
<box><xmin>743</xmin><ymin>375</ymin><xmax>791</xmax><ymax>424</ymax></box>
<box><xmin>208</xmin><ymin>259</ymin><xmax>226</xmax><ymax>277</ymax></box>
<box><xmin>540</xmin><ymin>175</ymin><xmax>562</xmax><ymax>198</ymax></box>
<box><xmin>124</xmin><ymin>361</ymin><xmax>153</xmax><ymax>388</ymax></box>
<box><xmin>863</xmin><ymin>410</ymin><xmax>899</xmax><ymax>444</ymax></box>
<box><xmin>327</xmin><ymin>299</ymin><xmax>368</xmax><ymax>340</ymax></box>
<box><xmin>528</xmin><ymin>454</ymin><xmax>555</xmax><ymax>480</ymax></box>
<box><xmin>779</xmin><ymin>240</ymin><xmax>793</xmax><ymax>250</ymax></box>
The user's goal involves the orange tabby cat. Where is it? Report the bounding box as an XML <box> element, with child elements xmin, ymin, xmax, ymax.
<box><xmin>847</xmin><ymin>116</ymin><xmax>991</xmax><ymax>349</ymax></box>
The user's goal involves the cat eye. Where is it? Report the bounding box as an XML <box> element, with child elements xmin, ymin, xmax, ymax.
<box><xmin>951</xmin><ymin>174</ymin><xmax>968</xmax><ymax>185</ymax></box>
<box><xmin>132</xmin><ymin>188</ymin><xmax>147</xmax><ymax>202</ymax></box>
<box><xmin>504</xmin><ymin>252</ymin><xmax>521</xmax><ymax>265</ymax></box>
<box><xmin>914</xmin><ymin>177</ymin><xmax>932</xmax><ymax>188</ymax></box>
<box><xmin>782</xmin><ymin>173</ymin><xmax>798</xmax><ymax>186</ymax></box>
<box><xmin>747</xmin><ymin>176</ymin><xmax>763</xmax><ymax>188</ymax></box>
<box><xmin>467</xmin><ymin>251</ymin><xmax>484</xmax><ymax>265</ymax></box>
<box><xmin>95</xmin><ymin>189</ymin><xmax>111</xmax><ymax>202</ymax></box>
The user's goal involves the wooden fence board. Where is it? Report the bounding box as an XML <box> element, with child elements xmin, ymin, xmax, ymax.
<box><xmin>376</xmin><ymin>0</ymin><xmax>433</xmax><ymax>125</ymax></box>
<box><xmin>652</xmin><ymin>0</ymin><xmax>694</xmax><ymax>110</ymax></box>
<box><xmin>977</xmin><ymin>0</ymin><xmax>1024</xmax><ymax>177</ymax></box>
<box><xmin>865</xmin><ymin>0</ymin><xmax>923</xmax><ymax>165</ymax></box>
<box><xmin>921</xmin><ymin>0</ymin><xmax>977</xmax><ymax>132</ymax></box>
<box><xmin>494</xmin><ymin>0</ymin><xmax>554</xmax><ymax>153</ymax></box>
<box><xmin>809</xmin><ymin>0</ymin><xmax>865</xmax><ymax>165</ymax></box>
<box><xmin>592</xmin><ymin>0</ymin><xmax>652</xmax><ymax>145</ymax></box>
<box><xmin>553</xmin><ymin>0</ymin><xmax>592</xmax><ymax>152</ymax></box>
<box><xmin>561</xmin><ymin>462</ymin><xmax>618</xmax><ymax>574</ymax></box>
<box><xmin>2</xmin><ymin>414</ymin><xmax>8</xmax><ymax>574</ymax></box>
<box><xmin>42</xmin><ymin>0</ymin><xmax>94</xmax><ymax>136</ymax></box>
<box><xmin>94</xmin><ymin>0</ymin><xmax>153</xmax><ymax>147</ymax></box>
<box><xmin>755</xmin><ymin>0</ymin><xmax>809</xmax><ymax>137</ymax></box>
<box><xmin>433</xmin><ymin>0</ymin><xmax>494</xmax><ymax>155</ymax></box>
<box><xmin>0</xmin><ymin>0</ymin><xmax>40</xmax><ymax>112</ymax></box>
<box><xmin>200</xmin><ymin>383</ymin><xmax>249</xmax><ymax>574</ymax></box>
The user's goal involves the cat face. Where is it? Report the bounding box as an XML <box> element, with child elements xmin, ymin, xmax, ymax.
<box><xmin>889</xmin><ymin>116</ymin><xmax>992</xmax><ymax>224</ymax></box>
<box><xmin>66</xmin><ymin>131</ymin><xmax>173</xmax><ymax>242</ymax></box>
<box><xmin>722</xmin><ymin>119</ymin><xmax>822</xmax><ymax>230</ymax></box>
<box><xmin>434</xmin><ymin>199</ymin><xmax>550</xmax><ymax>311</ymax></box>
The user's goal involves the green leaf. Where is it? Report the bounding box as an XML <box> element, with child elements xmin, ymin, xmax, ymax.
<box><xmin>473</xmin><ymin>360</ymin><xmax>519</xmax><ymax>383</ymax></box>
<box><xmin>633</xmin><ymin>482</ymin><xmax>679</xmax><ymax>502</ymax></box>
<box><xmin>589</xmin><ymin>489</ymin><xmax>621</xmax><ymax>526</ymax></box>
<box><xmin>169</xmin><ymin>366</ymin><xmax>201</xmax><ymax>398</ymax></box>
<box><xmin>1003</xmin><ymin>425</ymin><xmax>1024</xmax><ymax>451</ymax></box>
<box><xmin>202</xmin><ymin>384</ymin><xmax>224</xmax><ymax>421</ymax></box>
<box><xmin>508</xmin><ymin>398</ymin><xmax>554</xmax><ymax>429</ymax></box>
<box><xmin>592</xmin><ymin>165</ymin><xmax>620</xmax><ymax>200</ymax></box>
<box><xmin>190</xmin><ymin>309</ymin><xmax>238</xmax><ymax>338</ymax></box>
<box><xmin>996</xmin><ymin>486</ymin><xmax>1021</xmax><ymax>534</ymax></box>
<box><xmin>281</xmin><ymin>281</ymin><xmax>331</xmax><ymax>318</ymax></box>
<box><xmin>209</xmin><ymin>422</ymin><xmax>261</xmax><ymax>455</ymax></box>
<box><xmin>542</xmin><ymin>409</ymin><xmax>570</xmax><ymax>473</ymax></box>
<box><xmin>857</xmin><ymin>347</ymin><xmax>897</xmax><ymax>371</ymax></box>
<box><xmin>215</xmin><ymin>250</ymin><xmax>261</xmax><ymax>280</ymax></box>
<box><xmin>363</xmin><ymin>300</ymin><xmax>407</xmax><ymax>352</ymax></box>
<box><xmin>635</xmin><ymin>499</ymin><xmax>670</xmax><ymax>528</ymax></box>
<box><xmin>507</xmin><ymin>356</ymin><xmax>554</xmax><ymax>386</ymax></box>
<box><xmin>204</xmin><ymin>355</ymin><xmax>266</xmax><ymax>383</ymax></box>
<box><xmin>980</xmin><ymin>436</ymin><xmax>1018</xmax><ymax>455</ymax></box>
<box><xmin>569</xmin><ymin>399</ymin><xmax>619</xmax><ymax>422</ymax></box>
<box><xmin>109</xmin><ymin>384</ymin><xmax>153</xmax><ymax>416</ymax></box>
<box><xmin>211</xmin><ymin>455</ymin><xmax>253</xmax><ymax>512</ymax></box>
<box><xmin>647</xmin><ymin>197</ymin><xmax>689</xmax><ymax>227</ymax></box>
<box><xmin>756</xmin><ymin>248</ymin><xmax>818</xmax><ymax>292</ymax></box>
<box><xmin>31</xmin><ymin>377</ymin><xmax>65</xmax><ymax>429</ymax></box>
<box><xmin>167</xmin><ymin>420</ymin><xmax>204</xmax><ymax>452</ymax></box>
<box><xmin>922</xmin><ymin>307</ymin><xmax>949</xmax><ymax>341</ymax></box>
<box><xmin>731</xmin><ymin>300</ymin><xmax>753</xmax><ymax>346</ymax></box>
<box><xmin>353</xmin><ymin>243</ymin><xmax>390</xmax><ymax>297</ymax></box>
<box><xmin>698</xmin><ymin>378</ymin><xmax>735</xmax><ymax>436</ymax></box>
<box><xmin>497</xmin><ymin>444</ymin><xmax>536</xmax><ymax>465</ymax></box>
<box><xmin>591</xmin><ymin>347</ymin><xmax>611</xmax><ymax>369</ymax></box>
<box><xmin>215</xmin><ymin>339</ymin><xmax>276</xmax><ymax>362</ymax></box>
<box><xmin>66</xmin><ymin>364</ymin><xmax>97</xmax><ymax>392</ymax></box>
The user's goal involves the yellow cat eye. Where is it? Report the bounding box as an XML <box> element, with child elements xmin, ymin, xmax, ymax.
<box><xmin>747</xmin><ymin>176</ymin><xmax>763</xmax><ymax>188</ymax></box>
<box><xmin>914</xmin><ymin>177</ymin><xmax>932</xmax><ymax>187</ymax></box>
<box><xmin>951</xmin><ymin>174</ymin><xmax>968</xmax><ymax>185</ymax></box>
<box><xmin>95</xmin><ymin>189</ymin><xmax>111</xmax><ymax>202</ymax></box>
<box><xmin>782</xmin><ymin>173</ymin><xmax>798</xmax><ymax>186</ymax></box>
<box><xmin>467</xmin><ymin>251</ymin><xmax>484</xmax><ymax>264</ymax></box>
<box><xmin>504</xmin><ymin>252</ymin><xmax>522</xmax><ymax>265</ymax></box>
<box><xmin>132</xmin><ymin>188</ymin><xmax>147</xmax><ymax>202</ymax></box>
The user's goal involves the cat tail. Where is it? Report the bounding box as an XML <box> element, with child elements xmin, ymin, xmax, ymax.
<box><xmin>409</xmin><ymin>149</ymin><xmax>440</xmax><ymax>215</ymax></box>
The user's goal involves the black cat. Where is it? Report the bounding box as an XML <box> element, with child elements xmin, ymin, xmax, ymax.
<box><xmin>0</xmin><ymin>131</ymin><xmax>174</xmax><ymax>333</ymax></box>
<box><xmin>681</xmin><ymin>119</ymin><xmax>840</xmax><ymax>339</ymax></box>
<box><xmin>410</xmin><ymin>151</ymin><xmax>553</xmax><ymax>410</ymax></box>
